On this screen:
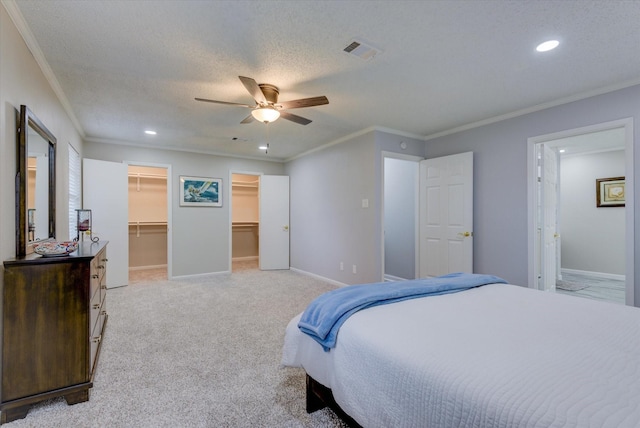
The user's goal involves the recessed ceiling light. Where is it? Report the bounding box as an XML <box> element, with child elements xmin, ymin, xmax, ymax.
<box><xmin>144</xmin><ymin>130</ymin><xmax>157</xmax><ymax>135</ymax></box>
<box><xmin>536</xmin><ymin>40</ymin><xmax>559</xmax><ymax>52</ymax></box>
<box><xmin>559</xmin><ymin>149</ymin><xmax>566</xmax><ymax>153</ymax></box>
<box><xmin>258</xmin><ymin>145</ymin><xmax>268</xmax><ymax>150</ymax></box>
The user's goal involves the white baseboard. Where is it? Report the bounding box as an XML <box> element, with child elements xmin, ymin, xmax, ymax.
<box><xmin>384</xmin><ymin>273</ymin><xmax>407</xmax><ymax>282</ymax></box>
<box><xmin>232</xmin><ymin>256</ymin><xmax>258</xmax><ymax>262</ymax></box>
<box><xmin>129</xmin><ymin>264</ymin><xmax>167</xmax><ymax>272</ymax></box>
<box><xmin>561</xmin><ymin>268</ymin><xmax>625</xmax><ymax>281</ymax></box>
<box><xmin>171</xmin><ymin>270</ymin><xmax>230</xmax><ymax>280</ymax></box>
<box><xmin>290</xmin><ymin>267</ymin><xmax>348</xmax><ymax>288</ymax></box>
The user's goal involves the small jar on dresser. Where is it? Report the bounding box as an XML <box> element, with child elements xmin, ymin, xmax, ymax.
<box><xmin>1</xmin><ymin>241</ymin><xmax>108</xmax><ymax>424</ymax></box>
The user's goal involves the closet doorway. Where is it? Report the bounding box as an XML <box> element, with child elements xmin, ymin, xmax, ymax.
<box><xmin>128</xmin><ymin>164</ymin><xmax>170</xmax><ymax>282</ymax></box>
<box><xmin>231</xmin><ymin>173</ymin><xmax>260</xmax><ymax>271</ymax></box>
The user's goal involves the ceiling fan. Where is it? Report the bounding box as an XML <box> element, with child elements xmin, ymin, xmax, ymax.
<box><xmin>195</xmin><ymin>76</ymin><xmax>329</xmax><ymax>125</ymax></box>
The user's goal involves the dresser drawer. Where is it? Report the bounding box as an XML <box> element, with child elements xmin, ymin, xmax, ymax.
<box><xmin>89</xmin><ymin>248</ymin><xmax>107</xmax><ymax>301</ymax></box>
<box><xmin>90</xmin><ymin>290</ymin><xmax>104</xmax><ymax>334</ymax></box>
<box><xmin>89</xmin><ymin>300</ymin><xmax>107</xmax><ymax>374</ymax></box>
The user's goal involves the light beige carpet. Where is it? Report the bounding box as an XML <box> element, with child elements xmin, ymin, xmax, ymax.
<box><xmin>7</xmin><ymin>264</ymin><xmax>348</xmax><ymax>427</ymax></box>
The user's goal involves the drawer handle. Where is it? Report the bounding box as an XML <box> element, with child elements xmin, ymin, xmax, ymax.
<box><xmin>101</xmin><ymin>310</ymin><xmax>107</xmax><ymax>316</ymax></box>
<box><xmin>91</xmin><ymin>335</ymin><xmax>102</xmax><ymax>344</ymax></box>
<box><xmin>101</xmin><ymin>258</ymin><xmax>108</xmax><ymax>262</ymax></box>
<box><xmin>92</xmin><ymin>274</ymin><xmax>99</xmax><ymax>279</ymax></box>
<box><xmin>98</xmin><ymin>265</ymin><xmax>105</xmax><ymax>270</ymax></box>
<box><xmin>92</xmin><ymin>303</ymin><xmax>100</xmax><ymax>310</ymax></box>
<box><xmin>101</xmin><ymin>285</ymin><xmax>107</xmax><ymax>290</ymax></box>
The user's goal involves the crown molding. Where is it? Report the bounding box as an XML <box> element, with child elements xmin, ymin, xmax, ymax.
<box><xmin>424</xmin><ymin>78</ymin><xmax>640</xmax><ymax>141</ymax></box>
<box><xmin>84</xmin><ymin>137</ymin><xmax>285</xmax><ymax>163</ymax></box>
<box><xmin>285</xmin><ymin>126</ymin><xmax>425</xmax><ymax>162</ymax></box>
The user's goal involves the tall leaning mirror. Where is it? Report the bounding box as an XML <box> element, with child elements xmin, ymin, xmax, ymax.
<box><xmin>17</xmin><ymin>105</ymin><xmax>56</xmax><ymax>257</ymax></box>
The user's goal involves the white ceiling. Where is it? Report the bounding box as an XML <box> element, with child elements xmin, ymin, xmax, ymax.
<box><xmin>8</xmin><ymin>0</ymin><xmax>640</xmax><ymax>161</ymax></box>
<box><xmin>552</xmin><ymin>127</ymin><xmax>626</xmax><ymax>157</ymax></box>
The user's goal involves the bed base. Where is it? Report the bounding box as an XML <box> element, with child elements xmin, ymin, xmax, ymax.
<box><xmin>306</xmin><ymin>374</ymin><xmax>362</xmax><ymax>428</ymax></box>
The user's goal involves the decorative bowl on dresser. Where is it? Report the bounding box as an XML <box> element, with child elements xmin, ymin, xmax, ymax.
<box><xmin>1</xmin><ymin>241</ymin><xmax>108</xmax><ymax>424</ymax></box>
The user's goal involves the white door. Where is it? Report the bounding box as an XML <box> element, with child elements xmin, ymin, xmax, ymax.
<box><xmin>540</xmin><ymin>144</ymin><xmax>559</xmax><ymax>291</ymax></box>
<box><xmin>83</xmin><ymin>158</ymin><xmax>129</xmax><ymax>288</ymax></box>
<box><xmin>259</xmin><ymin>175</ymin><xmax>290</xmax><ymax>270</ymax></box>
<box><xmin>419</xmin><ymin>152</ymin><xmax>473</xmax><ymax>277</ymax></box>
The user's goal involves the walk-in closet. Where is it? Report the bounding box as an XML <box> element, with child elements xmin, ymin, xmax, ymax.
<box><xmin>232</xmin><ymin>174</ymin><xmax>260</xmax><ymax>270</ymax></box>
<box><xmin>128</xmin><ymin>165</ymin><xmax>168</xmax><ymax>281</ymax></box>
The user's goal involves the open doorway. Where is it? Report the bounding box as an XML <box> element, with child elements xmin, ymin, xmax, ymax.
<box><xmin>528</xmin><ymin>119</ymin><xmax>634</xmax><ymax>305</ymax></box>
<box><xmin>231</xmin><ymin>173</ymin><xmax>260</xmax><ymax>272</ymax></box>
<box><xmin>382</xmin><ymin>152</ymin><xmax>422</xmax><ymax>281</ymax></box>
<box><xmin>128</xmin><ymin>164</ymin><xmax>169</xmax><ymax>283</ymax></box>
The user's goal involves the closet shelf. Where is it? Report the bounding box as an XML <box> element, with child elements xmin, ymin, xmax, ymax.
<box><xmin>129</xmin><ymin>221</ymin><xmax>168</xmax><ymax>238</ymax></box>
<box><xmin>128</xmin><ymin>221</ymin><xmax>167</xmax><ymax>226</ymax></box>
<box><xmin>128</xmin><ymin>173</ymin><xmax>167</xmax><ymax>180</ymax></box>
<box><xmin>232</xmin><ymin>180</ymin><xmax>259</xmax><ymax>188</ymax></box>
<box><xmin>129</xmin><ymin>173</ymin><xmax>167</xmax><ymax>191</ymax></box>
<box><xmin>232</xmin><ymin>221</ymin><xmax>259</xmax><ymax>226</ymax></box>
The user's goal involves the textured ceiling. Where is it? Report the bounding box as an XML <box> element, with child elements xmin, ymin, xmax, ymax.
<box><xmin>8</xmin><ymin>0</ymin><xmax>640</xmax><ymax>161</ymax></box>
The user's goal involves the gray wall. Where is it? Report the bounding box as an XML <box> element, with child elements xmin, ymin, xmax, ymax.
<box><xmin>83</xmin><ymin>142</ymin><xmax>284</xmax><ymax>277</ymax></box>
<box><xmin>0</xmin><ymin>6</ymin><xmax>84</xmax><ymax>263</ymax></box>
<box><xmin>286</xmin><ymin>129</ymin><xmax>424</xmax><ymax>284</ymax></box>
<box><xmin>423</xmin><ymin>84</ymin><xmax>640</xmax><ymax>306</ymax></box>
<box><xmin>286</xmin><ymin>132</ymin><xmax>377</xmax><ymax>284</ymax></box>
<box><xmin>384</xmin><ymin>157</ymin><xmax>418</xmax><ymax>280</ymax></box>
<box><xmin>561</xmin><ymin>150</ymin><xmax>625</xmax><ymax>275</ymax></box>
<box><xmin>0</xmin><ymin>5</ymin><xmax>86</xmax><ymax>401</ymax></box>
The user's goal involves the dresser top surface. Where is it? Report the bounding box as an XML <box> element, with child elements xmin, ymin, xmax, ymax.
<box><xmin>4</xmin><ymin>241</ymin><xmax>108</xmax><ymax>267</ymax></box>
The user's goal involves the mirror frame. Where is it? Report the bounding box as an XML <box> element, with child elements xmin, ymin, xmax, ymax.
<box><xmin>17</xmin><ymin>105</ymin><xmax>56</xmax><ymax>257</ymax></box>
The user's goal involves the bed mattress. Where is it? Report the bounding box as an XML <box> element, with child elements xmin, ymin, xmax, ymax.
<box><xmin>282</xmin><ymin>283</ymin><xmax>640</xmax><ymax>428</ymax></box>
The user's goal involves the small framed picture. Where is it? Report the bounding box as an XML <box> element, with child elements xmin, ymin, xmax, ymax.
<box><xmin>596</xmin><ymin>176</ymin><xmax>625</xmax><ymax>207</ymax></box>
<box><xmin>179</xmin><ymin>176</ymin><xmax>222</xmax><ymax>207</ymax></box>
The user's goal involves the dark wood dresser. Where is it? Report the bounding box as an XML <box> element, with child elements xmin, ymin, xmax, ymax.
<box><xmin>1</xmin><ymin>241</ymin><xmax>108</xmax><ymax>424</ymax></box>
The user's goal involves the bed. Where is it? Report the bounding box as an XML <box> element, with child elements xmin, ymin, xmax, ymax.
<box><xmin>281</xmin><ymin>279</ymin><xmax>640</xmax><ymax>428</ymax></box>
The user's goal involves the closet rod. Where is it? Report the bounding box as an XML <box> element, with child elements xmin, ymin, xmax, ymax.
<box><xmin>128</xmin><ymin>173</ymin><xmax>167</xmax><ymax>179</ymax></box>
<box><xmin>130</xmin><ymin>172</ymin><xmax>167</xmax><ymax>191</ymax></box>
<box><xmin>128</xmin><ymin>221</ymin><xmax>168</xmax><ymax>225</ymax></box>
<box><xmin>232</xmin><ymin>180</ymin><xmax>259</xmax><ymax>187</ymax></box>
<box><xmin>128</xmin><ymin>221</ymin><xmax>168</xmax><ymax>238</ymax></box>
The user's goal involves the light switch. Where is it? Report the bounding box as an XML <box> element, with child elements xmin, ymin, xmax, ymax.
<box><xmin>362</xmin><ymin>199</ymin><xmax>369</xmax><ymax>208</ymax></box>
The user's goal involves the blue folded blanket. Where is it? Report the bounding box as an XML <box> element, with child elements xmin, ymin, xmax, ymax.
<box><xmin>298</xmin><ymin>272</ymin><xmax>507</xmax><ymax>351</ymax></box>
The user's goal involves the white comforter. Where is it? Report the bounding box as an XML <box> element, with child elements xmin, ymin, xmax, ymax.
<box><xmin>282</xmin><ymin>283</ymin><xmax>640</xmax><ymax>428</ymax></box>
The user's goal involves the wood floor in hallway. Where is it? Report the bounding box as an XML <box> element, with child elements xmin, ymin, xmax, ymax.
<box><xmin>556</xmin><ymin>271</ymin><xmax>625</xmax><ymax>305</ymax></box>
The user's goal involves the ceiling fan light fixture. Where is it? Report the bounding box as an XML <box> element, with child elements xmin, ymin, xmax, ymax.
<box><xmin>251</xmin><ymin>107</ymin><xmax>280</xmax><ymax>123</ymax></box>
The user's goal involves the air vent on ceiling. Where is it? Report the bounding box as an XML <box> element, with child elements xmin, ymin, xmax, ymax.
<box><xmin>343</xmin><ymin>38</ymin><xmax>382</xmax><ymax>60</ymax></box>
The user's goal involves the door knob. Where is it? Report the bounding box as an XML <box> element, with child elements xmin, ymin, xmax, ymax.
<box><xmin>457</xmin><ymin>231</ymin><xmax>472</xmax><ymax>238</ymax></box>
<box><xmin>283</xmin><ymin>225</ymin><xmax>289</xmax><ymax>231</ymax></box>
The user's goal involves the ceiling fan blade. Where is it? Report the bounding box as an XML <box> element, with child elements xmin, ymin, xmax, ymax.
<box><xmin>195</xmin><ymin>97</ymin><xmax>253</xmax><ymax>108</ymax></box>
<box><xmin>240</xmin><ymin>114</ymin><xmax>255</xmax><ymax>124</ymax></box>
<box><xmin>276</xmin><ymin>96</ymin><xmax>329</xmax><ymax>110</ymax></box>
<box><xmin>239</xmin><ymin>76</ymin><xmax>267</xmax><ymax>105</ymax></box>
<box><xmin>279</xmin><ymin>111</ymin><xmax>312</xmax><ymax>125</ymax></box>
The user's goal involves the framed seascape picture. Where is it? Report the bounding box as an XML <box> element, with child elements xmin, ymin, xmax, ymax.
<box><xmin>596</xmin><ymin>176</ymin><xmax>625</xmax><ymax>207</ymax></box>
<box><xmin>179</xmin><ymin>176</ymin><xmax>222</xmax><ymax>207</ymax></box>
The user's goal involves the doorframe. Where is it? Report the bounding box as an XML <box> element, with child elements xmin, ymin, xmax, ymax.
<box><xmin>126</xmin><ymin>161</ymin><xmax>173</xmax><ymax>279</ymax></box>
<box><xmin>380</xmin><ymin>151</ymin><xmax>423</xmax><ymax>282</ymax></box>
<box><xmin>228</xmin><ymin>170</ymin><xmax>262</xmax><ymax>271</ymax></box>
<box><xmin>527</xmin><ymin>118</ymin><xmax>634</xmax><ymax>305</ymax></box>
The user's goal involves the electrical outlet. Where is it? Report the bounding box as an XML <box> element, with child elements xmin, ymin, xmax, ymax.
<box><xmin>352</xmin><ymin>265</ymin><xmax>357</xmax><ymax>274</ymax></box>
<box><xmin>340</xmin><ymin>262</ymin><xmax>344</xmax><ymax>271</ymax></box>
